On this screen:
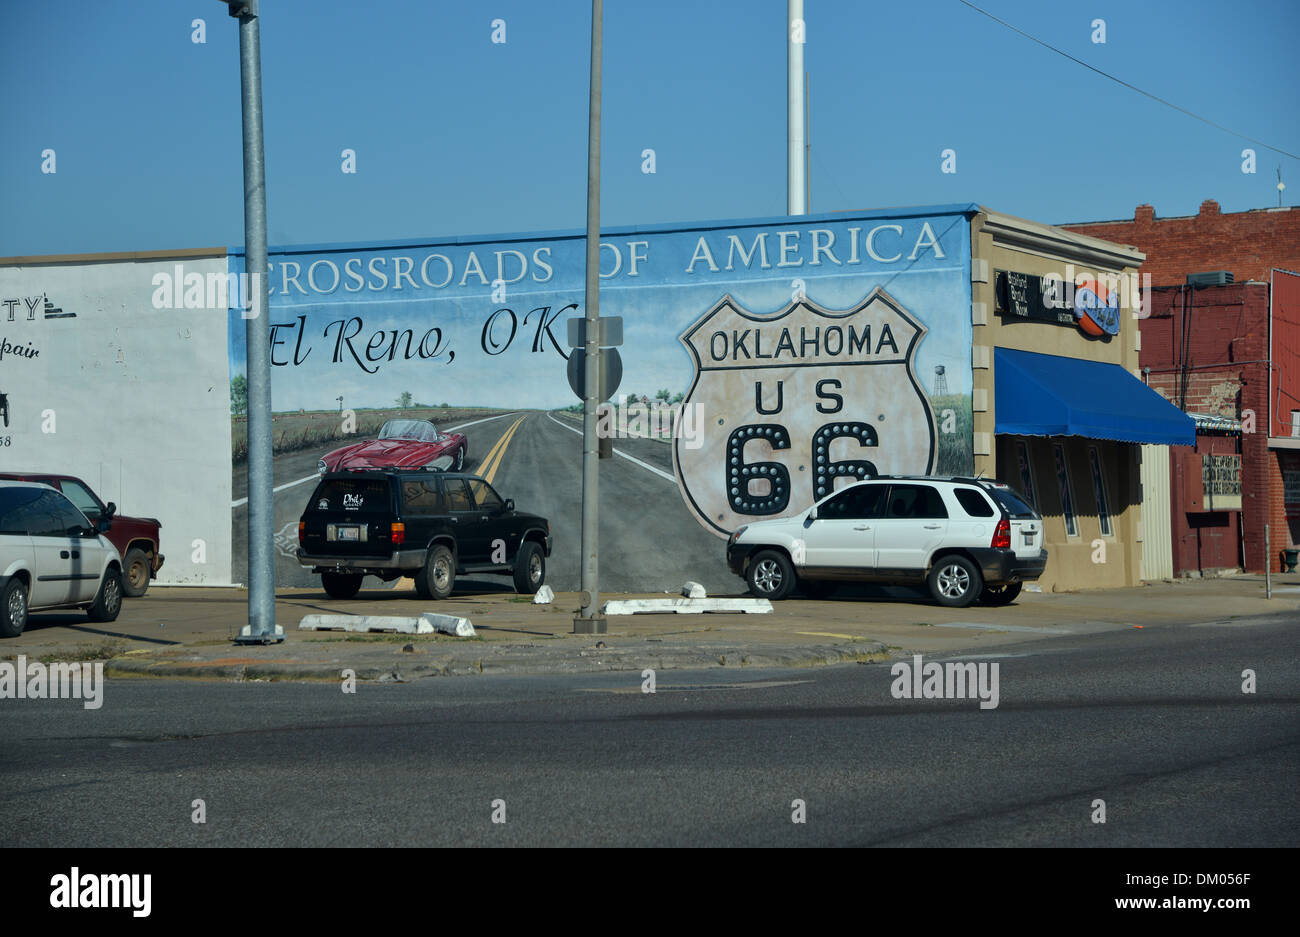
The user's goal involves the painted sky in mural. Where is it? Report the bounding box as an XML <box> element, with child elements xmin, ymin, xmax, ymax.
<box><xmin>228</xmin><ymin>207</ymin><xmax>975</xmax><ymax>415</ymax></box>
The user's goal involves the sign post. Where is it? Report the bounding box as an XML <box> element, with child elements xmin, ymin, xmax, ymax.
<box><xmin>224</xmin><ymin>0</ymin><xmax>281</xmax><ymax>644</ymax></box>
<box><xmin>575</xmin><ymin>0</ymin><xmax>606</xmax><ymax>634</ymax></box>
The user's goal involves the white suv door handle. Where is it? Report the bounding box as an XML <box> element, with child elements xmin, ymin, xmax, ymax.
<box><xmin>853</xmin><ymin>525</ymin><xmax>871</xmax><ymax>531</ymax></box>
<box><xmin>923</xmin><ymin>524</ymin><xmax>942</xmax><ymax>529</ymax></box>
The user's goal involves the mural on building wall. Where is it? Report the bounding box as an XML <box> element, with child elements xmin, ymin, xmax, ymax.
<box><xmin>228</xmin><ymin>208</ymin><xmax>975</xmax><ymax>591</ymax></box>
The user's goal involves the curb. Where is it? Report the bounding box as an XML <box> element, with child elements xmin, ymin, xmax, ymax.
<box><xmin>98</xmin><ymin>640</ymin><xmax>891</xmax><ymax>682</ymax></box>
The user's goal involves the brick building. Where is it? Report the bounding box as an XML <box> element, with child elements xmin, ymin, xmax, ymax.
<box><xmin>1062</xmin><ymin>202</ymin><xmax>1300</xmax><ymax>574</ymax></box>
<box><xmin>1062</xmin><ymin>200</ymin><xmax>1300</xmax><ymax>286</ymax></box>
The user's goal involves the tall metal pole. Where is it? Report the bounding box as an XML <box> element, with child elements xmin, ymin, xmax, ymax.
<box><xmin>575</xmin><ymin>0</ymin><xmax>606</xmax><ymax>633</ymax></box>
<box><xmin>787</xmin><ymin>0</ymin><xmax>807</xmax><ymax>216</ymax></box>
<box><xmin>804</xmin><ymin>70</ymin><xmax>811</xmax><ymax>212</ymax></box>
<box><xmin>230</xmin><ymin>0</ymin><xmax>279</xmax><ymax>643</ymax></box>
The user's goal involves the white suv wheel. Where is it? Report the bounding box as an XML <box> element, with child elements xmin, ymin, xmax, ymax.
<box><xmin>937</xmin><ymin>563</ymin><xmax>970</xmax><ymax>598</ymax></box>
<box><xmin>928</xmin><ymin>555</ymin><xmax>982</xmax><ymax>608</ymax></box>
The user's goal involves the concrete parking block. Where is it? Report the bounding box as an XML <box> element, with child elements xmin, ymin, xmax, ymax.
<box><xmin>419</xmin><ymin>612</ymin><xmax>477</xmax><ymax>636</ymax></box>
<box><xmin>603</xmin><ymin>597</ymin><xmax>772</xmax><ymax>615</ymax></box>
<box><xmin>299</xmin><ymin>615</ymin><xmax>432</xmax><ymax>634</ymax></box>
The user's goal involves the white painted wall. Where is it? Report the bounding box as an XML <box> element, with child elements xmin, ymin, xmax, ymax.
<box><xmin>1139</xmin><ymin>444</ymin><xmax>1173</xmax><ymax>580</ymax></box>
<box><xmin>0</xmin><ymin>254</ymin><xmax>232</xmax><ymax>584</ymax></box>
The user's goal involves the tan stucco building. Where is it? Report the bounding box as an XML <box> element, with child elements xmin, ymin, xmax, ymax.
<box><xmin>968</xmin><ymin>209</ymin><xmax>1190</xmax><ymax>591</ymax></box>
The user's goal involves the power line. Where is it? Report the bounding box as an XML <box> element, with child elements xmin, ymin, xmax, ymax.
<box><xmin>956</xmin><ymin>0</ymin><xmax>1300</xmax><ymax>162</ymax></box>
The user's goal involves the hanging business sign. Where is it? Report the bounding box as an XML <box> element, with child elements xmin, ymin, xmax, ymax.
<box><xmin>995</xmin><ymin>270</ymin><xmax>1121</xmax><ymax>337</ymax></box>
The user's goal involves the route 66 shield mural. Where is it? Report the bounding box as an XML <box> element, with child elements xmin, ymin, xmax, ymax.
<box><xmin>674</xmin><ymin>287</ymin><xmax>937</xmax><ymax>537</ymax></box>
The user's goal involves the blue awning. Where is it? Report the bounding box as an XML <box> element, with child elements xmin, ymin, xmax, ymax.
<box><xmin>994</xmin><ymin>347</ymin><xmax>1196</xmax><ymax>446</ymax></box>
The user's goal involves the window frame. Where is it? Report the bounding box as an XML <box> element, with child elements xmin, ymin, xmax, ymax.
<box><xmin>1053</xmin><ymin>443</ymin><xmax>1080</xmax><ymax>538</ymax></box>
<box><xmin>1087</xmin><ymin>446</ymin><xmax>1114</xmax><ymax>537</ymax></box>
<box><xmin>1015</xmin><ymin>439</ymin><xmax>1038</xmax><ymax>509</ymax></box>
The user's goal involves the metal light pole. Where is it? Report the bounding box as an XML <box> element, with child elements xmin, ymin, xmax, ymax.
<box><xmin>787</xmin><ymin>0</ymin><xmax>807</xmax><ymax>216</ymax></box>
<box><xmin>226</xmin><ymin>0</ymin><xmax>280</xmax><ymax>643</ymax></box>
<box><xmin>575</xmin><ymin>0</ymin><xmax>606</xmax><ymax>634</ymax></box>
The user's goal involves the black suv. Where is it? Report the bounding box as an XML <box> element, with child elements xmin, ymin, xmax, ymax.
<box><xmin>297</xmin><ymin>471</ymin><xmax>551</xmax><ymax>599</ymax></box>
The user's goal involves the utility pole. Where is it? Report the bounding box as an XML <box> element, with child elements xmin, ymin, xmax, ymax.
<box><xmin>575</xmin><ymin>0</ymin><xmax>606</xmax><ymax>634</ymax></box>
<box><xmin>224</xmin><ymin>0</ymin><xmax>280</xmax><ymax>644</ymax></box>
<box><xmin>787</xmin><ymin>0</ymin><xmax>807</xmax><ymax>216</ymax></box>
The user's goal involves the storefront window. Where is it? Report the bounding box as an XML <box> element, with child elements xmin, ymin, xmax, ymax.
<box><xmin>1015</xmin><ymin>440</ymin><xmax>1037</xmax><ymax>508</ymax></box>
<box><xmin>1088</xmin><ymin>446</ymin><xmax>1113</xmax><ymax>536</ymax></box>
<box><xmin>1053</xmin><ymin>444</ymin><xmax>1078</xmax><ymax>537</ymax></box>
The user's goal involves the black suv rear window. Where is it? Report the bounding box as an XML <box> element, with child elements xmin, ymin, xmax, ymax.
<box><xmin>987</xmin><ymin>486</ymin><xmax>1037</xmax><ymax>518</ymax></box>
<box><xmin>310</xmin><ymin>479</ymin><xmax>391</xmax><ymax>513</ymax></box>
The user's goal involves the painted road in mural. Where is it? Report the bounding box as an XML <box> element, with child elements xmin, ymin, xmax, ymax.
<box><xmin>232</xmin><ymin>409</ymin><xmax>730</xmax><ymax>593</ymax></box>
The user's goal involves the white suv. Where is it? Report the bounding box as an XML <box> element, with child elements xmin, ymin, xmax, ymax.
<box><xmin>726</xmin><ymin>476</ymin><xmax>1047</xmax><ymax>607</ymax></box>
<box><xmin>1</xmin><ymin>481</ymin><xmax>125</xmax><ymax>637</ymax></box>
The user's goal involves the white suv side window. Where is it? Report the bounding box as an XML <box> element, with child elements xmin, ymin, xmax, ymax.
<box><xmin>883</xmin><ymin>484</ymin><xmax>947</xmax><ymax>519</ymax></box>
<box><xmin>818</xmin><ymin>484</ymin><xmax>887</xmax><ymax>520</ymax></box>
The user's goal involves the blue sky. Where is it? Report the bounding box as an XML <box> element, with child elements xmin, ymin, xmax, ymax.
<box><xmin>2</xmin><ymin>0</ymin><xmax>1296</xmax><ymax>257</ymax></box>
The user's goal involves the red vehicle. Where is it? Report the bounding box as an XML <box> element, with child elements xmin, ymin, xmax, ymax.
<box><xmin>318</xmin><ymin>419</ymin><xmax>467</xmax><ymax>475</ymax></box>
<box><xmin>0</xmin><ymin>472</ymin><xmax>164</xmax><ymax>597</ymax></box>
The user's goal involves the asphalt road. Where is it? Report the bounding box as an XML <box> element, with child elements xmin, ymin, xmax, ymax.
<box><xmin>232</xmin><ymin>409</ymin><xmax>735</xmax><ymax>594</ymax></box>
<box><xmin>4</xmin><ymin>614</ymin><xmax>1296</xmax><ymax>847</ymax></box>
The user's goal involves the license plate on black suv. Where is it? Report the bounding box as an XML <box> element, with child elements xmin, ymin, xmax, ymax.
<box><xmin>337</xmin><ymin>526</ymin><xmax>360</xmax><ymax>541</ymax></box>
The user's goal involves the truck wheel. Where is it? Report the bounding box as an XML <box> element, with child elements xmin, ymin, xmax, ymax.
<box><xmin>321</xmin><ymin>572</ymin><xmax>363</xmax><ymax>599</ymax></box>
<box><xmin>86</xmin><ymin>569</ymin><xmax>123</xmax><ymax>623</ymax></box>
<box><xmin>979</xmin><ymin>582</ymin><xmax>1023</xmax><ymax>606</ymax></box>
<box><xmin>1</xmin><ymin>578</ymin><xmax>27</xmax><ymax>638</ymax></box>
<box><xmin>122</xmin><ymin>547</ymin><xmax>151</xmax><ymax>597</ymax></box>
<box><xmin>747</xmin><ymin>550</ymin><xmax>794</xmax><ymax>600</ymax></box>
<box><xmin>513</xmin><ymin>541</ymin><xmax>545</xmax><ymax>594</ymax></box>
<box><xmin>928</xmin><ymin>555</ymin><xmax>982</xmax><ymax>608</ymax></box>
<box><xmin>418</xmin><ymin>545</ymin><xmax>455</xmax><ymax>600</ymax></box>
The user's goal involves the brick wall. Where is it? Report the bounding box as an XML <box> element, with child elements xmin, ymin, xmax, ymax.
<box><xmin>1137</xmin><ymin>283</ymin><xmax>1271</xmax><ymax>572</ymax></box>
<box><xmin>1145</xmin><ymin>371</ymin><xmax>1240</xmax><ymax>416</ymax></box>
<box><xmin>1062</xmin><ymin>200</ymin><xmax>1300</xmax><ymax>287</ymax></box>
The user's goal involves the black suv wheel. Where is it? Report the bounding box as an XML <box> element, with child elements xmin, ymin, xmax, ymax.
<box><xmin>979</xmin><ymin>582</ymin><xmax>1022</xmax><ymax>606</ymax></box>
<box><xmin>322</xmin><ymin>572</ymin><xmax>363</xmax><ymax>599</ymax></box>
<box><xmin>513</xmin><ymin>540</ymin><xmax>545</xmax><ymax>594</ymax></box>
<box><xmin>417</xmin><ymin>544</ymin><xmax>455</xmax><ymax>600</ymax></box>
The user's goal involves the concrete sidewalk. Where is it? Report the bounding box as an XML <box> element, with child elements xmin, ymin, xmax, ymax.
<box><xmin>4</xmin><ymin>574</ymin><xmax>1295</xmax><ymax>682</ymax></box>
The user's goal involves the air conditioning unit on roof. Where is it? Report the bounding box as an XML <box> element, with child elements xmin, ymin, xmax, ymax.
<box><xmin>1187</xmin><ymin>271</ymin><xmax>1233</xmax><ymax>287</ymax></box>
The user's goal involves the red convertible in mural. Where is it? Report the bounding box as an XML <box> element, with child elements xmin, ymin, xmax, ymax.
<box><xmin>317</xmin><ymin>419</ymin><xmax>467</xmax><ymax>474</ymax></box>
